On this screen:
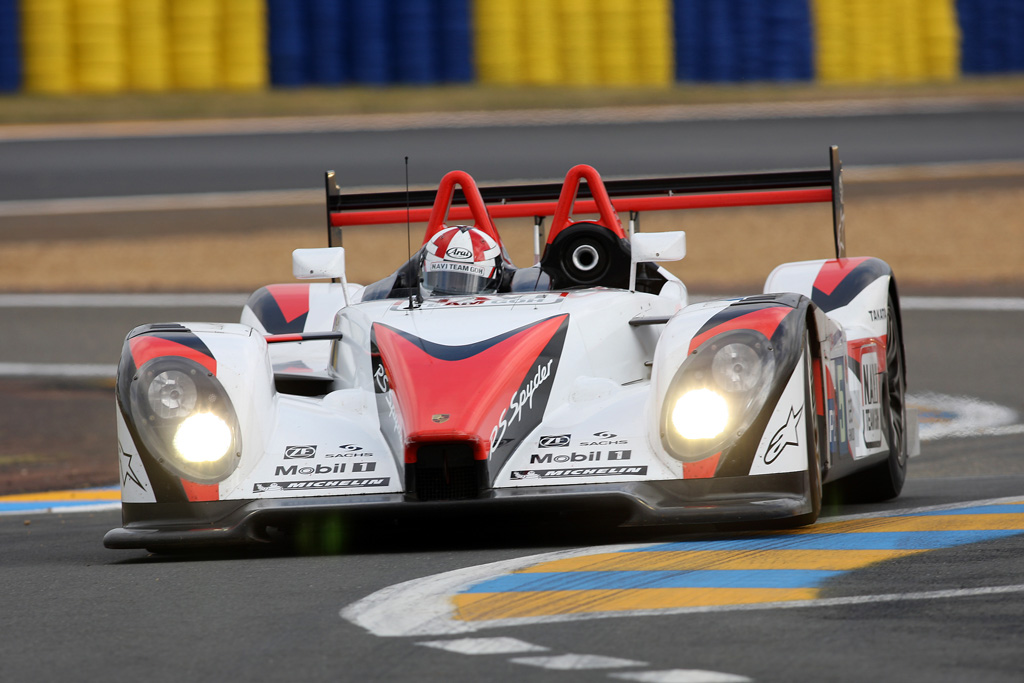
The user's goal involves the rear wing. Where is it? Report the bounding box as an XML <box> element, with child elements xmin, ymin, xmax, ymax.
<box><xmin>325</xmin><ymin>145</ymin><xmax>846</xmax><ymax>260</ymax></box>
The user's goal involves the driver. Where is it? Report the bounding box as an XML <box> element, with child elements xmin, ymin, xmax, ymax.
<box><xmin>419</xmin><ymin>225</ymin><xmax>504</xmax><ymax>297</ymax></box>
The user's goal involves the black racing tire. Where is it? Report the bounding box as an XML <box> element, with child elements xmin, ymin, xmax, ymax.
<box><xmin>793</xmin><ymin>332</ymin><xmax>822</xmax><ymax>526</ymax></box>
<box><xmin>834</xmin><ymin>293</ymin><xmax>908</xmax><ymax>503</ymax></box>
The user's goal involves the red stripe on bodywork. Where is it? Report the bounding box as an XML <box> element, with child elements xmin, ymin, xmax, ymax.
<box><xmin>181</xmin><ymin>479</ymin><xmax>219</xmax><ymax>502</ymax></box>
<box><xmin>812</xmin><ymin>257</ymin><xmax>870</xmax><ymax>297</ymax></box>
<box><xmin>331</xmin><ymin>189</ymin><xmax>832</xmax><ymax>227</ymax></box>
<box><xmin>373</xmin><ymin>316</ymin><xmax>567</xmax><ymax>463</ymax></box>
<box><xmin>129</xmin><ymin>336</ymin><xmax>216</xmax><ymax>375</ymax></box>
<box><xmin>266</xmin><ymin>284</ymin><xmax>311</xmax><ymax>324</ymax></box>
<box><xmin>688</xmin><ymin>307</ymin><xmax>793</xmax><ymax>354</ymax></box>
<box><xmin>682</xmin><ymin>452</ymin><xmax>720</xmax><ymax>479</ymax></box>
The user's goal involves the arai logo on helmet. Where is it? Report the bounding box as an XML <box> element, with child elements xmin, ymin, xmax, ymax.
<box><xmin>445</xmin><ymin>246</ymin><xmax>474</xmax><ymax>261</ymax></box>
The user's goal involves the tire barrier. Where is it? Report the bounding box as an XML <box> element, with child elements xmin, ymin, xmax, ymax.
<box><xmin>812</xmin><ymin>0</ymin><xmax>959</xmax><ymax>84</ymax></box>
<box><xmin>18</xmin><ymin>0</ymin><xmax>268</xmax><ymax>94</ymax></box>
<box><xmin>0</xmin><ymin>0</ymin><xmax>19</xmax><ymax>92</ymax></box>
<box><xmin>958</xmin><ymin>0</ymin><xmax>1024</xmax><ymax>75</ymax></box>
<box><xmin>2</xmin><ymin>0</ymin><xmax>1021</xmax><ymax>94</ymax></box>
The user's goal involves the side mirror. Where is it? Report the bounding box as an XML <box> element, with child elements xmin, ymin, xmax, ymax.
<box><xmin>293</xmin><ymin>247</ymin><xmax>350</xmax><ymax>306</ymax></box>
<box><xmin>293</xmin><ymin>247</ymin><xmax>346</xmax><ymax>280</ymax></box>
<box><xmin>629</xmin><ymin>231</ymin><xmax>685</xmax><ymax>291</ymax></box>
<box><xmin>631</xmin><ymin>231</ymin><xmax>686</xmax><ymax>263</ymax></box>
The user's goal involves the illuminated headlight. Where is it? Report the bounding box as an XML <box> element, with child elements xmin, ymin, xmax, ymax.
<box><xmin>128</xmin><ymin>357</ymin><xmax>241</xmax><ymax>484</ymax></box>
<box><xmin>661</xmin><ymin>330</ymin><xmax>783</xmax><ymax>462</ymax></box>
<box><xmin>671</xmin><ymin>389</ymin><xmax>729</xmax><ymax>439</ymax></box>
<box><xmin>173</xmin><ymin>413</ymin><xmax>233</xmax><ymax>463</ymax></box>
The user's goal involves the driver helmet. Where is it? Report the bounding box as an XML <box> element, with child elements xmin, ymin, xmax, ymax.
<box><xmin>420</xmin><ymin>225</ymin><xmax>503</xmax><ymax>297</ymax></box>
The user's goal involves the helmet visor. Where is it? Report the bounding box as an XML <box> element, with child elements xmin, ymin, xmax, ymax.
<box><xmin>422</xmin><ymin>261</ymin><xmax>498</xmax><ymax>296</ymax></box>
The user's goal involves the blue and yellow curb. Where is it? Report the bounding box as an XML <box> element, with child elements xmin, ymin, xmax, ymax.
<box><xmin>0</xmin><ymin>486</ymin><xmax>120</xmax><ymax>515</ymax></box>
<box><xmin>453</xmin><ymin>501</ymin><xmax>1024</xmax><ymax>622</ymax></box>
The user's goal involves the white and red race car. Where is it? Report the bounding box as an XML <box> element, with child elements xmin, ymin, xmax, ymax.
<box><xmin>105</xmin><ymin>147</ymin><xmax>917</xmax><ymax>551</ymax></box>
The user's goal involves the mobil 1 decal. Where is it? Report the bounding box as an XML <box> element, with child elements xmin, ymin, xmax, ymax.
<box><xmin>487</xmin><ymin>316</ymin><xmax>570</xmax><ymax>479</ymax></box>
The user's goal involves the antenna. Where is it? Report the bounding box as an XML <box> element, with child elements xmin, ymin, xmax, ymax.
<box><xmin>405</xmin><ymin>157</ymin><xmax>418</xmax><ymax>310</ymax></box>
<box><xmin>405</xmin><ymin>156</ymin><xmax>412</xmax><ymax>261</ymax></box>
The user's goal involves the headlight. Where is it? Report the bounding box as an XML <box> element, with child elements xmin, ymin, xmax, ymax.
<box><xmin>173</xmin><ymin>413</ymin><xmax>233</xmax><ymax>463</ymax></box>
<box><xmin>661</xmin><ymin>330</ymin><xmax>784</xmax><ymax>462</ymax></box>
<box><xmin>671</xmin><ymin>389</ymin><xmax>729</xmax><ymax>439</ymax></box>
<box><xmin>147</xmin><ymin>370</ymin><xmax>198</xmax><ymax>419</ymax></box>
<box><xmin>711</xmin><ymin>343</ymin><xmax>764</xmax><ymax>392</ymax></box>
<box><xmin>129</xmin><ymin>357</ymin><xmax>241</xmax><ymax>484</ymax></box>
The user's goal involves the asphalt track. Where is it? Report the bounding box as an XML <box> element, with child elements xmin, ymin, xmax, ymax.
<box><xmin>2</xmin><ymin>103</ymin><xmax>1024</xmax><ymax>682</ymax></box>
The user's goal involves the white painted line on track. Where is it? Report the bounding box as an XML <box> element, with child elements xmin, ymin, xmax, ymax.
<box><xmin>611</xmin><ymin>670</ymin><xmax>753</xmax><ymax>683</ymax></box>
<box><xmin>901</xmin><ymin>296</ymin><xmax>1024</xmax><ymax>312</ymax></box>
<box><xmin>417</xmin><ymin>637</ymin><xmax>548</xmax><ymax>655</ymax></box>
<box><xmin>2</xmin><ymin>96</ymin><xmax>1021</xmax><ymax>143</ymax></box>
<box><xmin>0</xmin><ymin>189</ymin><xmax>321</xmax><ymax>217</ymax></box>
<box><xmin>509</xmin><ymin>654</ymin><xmax>647</xmax><ymax>671</ymax></box>
<box><xmin>0</xmin><ymin>292</ymin><xmax>248</xmax><ymax>307</ymax></box>
<box><xmin>0</xmin><ymin>362</ymin><xmax>117</xmax><ymax>379</ymax></box>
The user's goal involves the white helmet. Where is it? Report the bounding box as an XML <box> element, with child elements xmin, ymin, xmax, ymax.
<box><xmin>420</xmin><ymin>226</ymin><xmax>503</xmax><ymax>297</ymax></box>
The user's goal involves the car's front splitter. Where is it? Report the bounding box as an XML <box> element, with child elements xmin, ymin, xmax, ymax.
<box><xmin>103</xmin><ymin>471</ymin><xmax>814</xmax><ymax>551</ymax></box>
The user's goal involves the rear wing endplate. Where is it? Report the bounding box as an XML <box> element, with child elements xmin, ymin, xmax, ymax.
<box><xmin>325</xmin><ymin>146</ymin><xmax>846</xmax><ymax>259</ymax></box>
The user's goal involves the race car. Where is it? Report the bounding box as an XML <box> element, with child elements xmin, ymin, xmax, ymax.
<box><xmin>104</xmin><ymin>147</ymin><xmax>918</xmax><ymax>551</ymax></box>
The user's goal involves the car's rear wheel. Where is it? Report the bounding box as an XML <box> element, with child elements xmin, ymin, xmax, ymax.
<box><xmin>836</xmin><ymin>293</ymin><xmax>908</xmax><ymax>502</ymax></box>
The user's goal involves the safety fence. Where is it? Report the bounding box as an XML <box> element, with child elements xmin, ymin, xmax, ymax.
<box><xmin>0</xmin><ymin>0</ymin><xmax>1020</xmax><ymax>94</ymax></box>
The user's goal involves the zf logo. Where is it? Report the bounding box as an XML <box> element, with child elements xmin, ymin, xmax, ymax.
<box><xmin>538</xmin><ymin>434</ymin><xmax>571</xmax><ymax>448</ymax></box>
<box><xmin>284</xmin><ymin>445</ymin><xmax>316</xmax><ymax>459</ymax></box>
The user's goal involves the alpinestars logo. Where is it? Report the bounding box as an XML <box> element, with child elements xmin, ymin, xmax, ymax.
<box><xmin>764</xmin><ymin>406</ymin><xmax>803</xmax><ymax>464</ymax></box>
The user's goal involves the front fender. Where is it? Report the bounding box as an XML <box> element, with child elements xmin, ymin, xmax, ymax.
<box><xmin>650</xmin><ymin>294</ymin><xmax>814</xmax><ymax>477</ymax></box>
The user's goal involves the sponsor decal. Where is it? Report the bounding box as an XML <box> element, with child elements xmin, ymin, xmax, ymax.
<box><xmin>390</xmin><ymin>293</ymin><xmax>565</xmax><ymax>311</ymax></box>
<box><xmin>424</xmin><ymin>261</ymin><xmax>489</xmax><ymax>277</ymax></box>
<box><xmin>869</xmin><ymin>308</ymin><xmax>886</xmax><ymax>322</ymax></box>
<box><xmin>861</xmin><ymin>350</ymin><xmax>882</xmax><ymax>448</ymax></box>
<box><xmin>764</xmin><ymin>407</ymin><xmax>802</xmax><ymax>465</ymax></box>
<box><xmin>445</xmin><ymin>245</ymin><xmax>474</xmax><ymax>260</ymax></box>
<box><xmin>351</xmin><ymin>462</ymin><xmax>376</xmax><ymax>473</ymax></box>
<box><xmin>490</xmin><ymin>359</ymin><xmax>555</xmax><ymax>455</ymax></box>
<box><xmin>580</xmin><ymin>431</ymin><xmax>629</xmax><ymax>446</ymax></box>
<box><xmin>284</xmin><ymin>445</ymin><xmax>317</xmax><ymax>459</ymax></box>
<box><xmin>325</xmin><ymin>451</ymin><xmax>374</xmax><ymax>458</ymax></box>
<box><xmin>529</xmin><ymin>449</ymin><xmax>632</xmax><ymax>464</ymax></box>
<box><xmin>511</xmin><ymin>466</ymin><xmax>647</xmax><ymax>480</ymax></box>
<box><xmin>253</xmin><ymin>478</ymin><xmax>390</xmax><ymax>493</ymax></box>
<box><xmin>538</xmin><ymin>434</ymin><xmax>571</xmax><ymax>448</ymax></box>
<box><xmin>432</xmin><ymin>414</ymin><xmax>450</xmax><ymax>423</ymax></box>
<box><xmin>276</xmin><ymin>463</ymin><xmax>348</xmax><ymax>476</ymax></box>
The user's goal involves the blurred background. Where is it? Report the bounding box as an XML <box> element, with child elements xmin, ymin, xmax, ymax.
<box><xmin>0</xmin><ymin>0</ymin><xmax>1020</xmax><ymax>95</ymax></box>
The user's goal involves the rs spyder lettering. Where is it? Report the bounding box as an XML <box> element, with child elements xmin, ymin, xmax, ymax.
<box><xmin>490</xmin><ymin>359</ymin><xmax>555</xmax><ymax>454</ymax></box>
